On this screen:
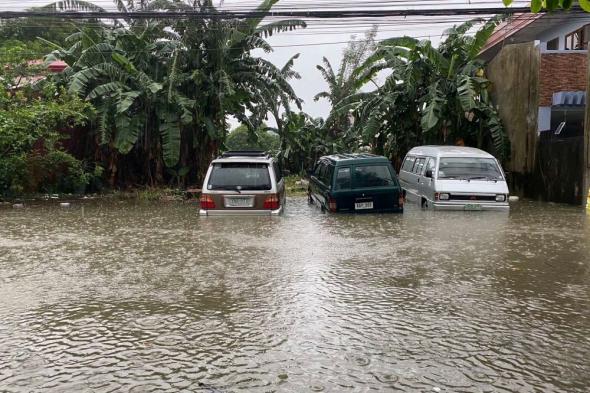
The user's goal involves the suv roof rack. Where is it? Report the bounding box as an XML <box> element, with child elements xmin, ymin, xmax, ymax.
<box><xmin>220</xmin><ymin>150</ymin><xmax>270</xmax><ymax>159</ymax></box>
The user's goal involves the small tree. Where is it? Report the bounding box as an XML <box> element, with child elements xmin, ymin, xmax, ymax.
<box><xmin>336</xmin><ymin>17</ymin><xmax>509</xmax><ymax>164</ymax></box>
<box><xmin>314</xmin><ymin>26</ymin><xmax>379</xmax><ymax>138</ymax></box>
<box><xmin>225</xmin><ymin>125</ymin><xmax>279</xmax><ymax>152</ymax></box>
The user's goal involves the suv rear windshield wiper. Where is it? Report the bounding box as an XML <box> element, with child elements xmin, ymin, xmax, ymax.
<box><xmin>210</xmin><ymin>185</ymin><xmax>270</xmax><ymax>191</ymax></box>
<box><xmin>210</xmin><ymin>185</ymin><xmax>241</xmax><ymax>191</ymax></box>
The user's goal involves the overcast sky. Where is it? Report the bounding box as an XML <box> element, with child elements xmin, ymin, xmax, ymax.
<box><xmin>3</xmin><ymin>0</ymin><xmax>529</xmax><ymax>124</ymax></box>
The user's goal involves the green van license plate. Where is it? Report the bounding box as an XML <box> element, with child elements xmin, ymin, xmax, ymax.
<box><xmin>464</xmin><ymin>204</ymin><xmax>482</xmax><ymax>211</ymax></box>
<box><xmin>355</xmin><ymin>201</ymin><xmax>373</xmax><ymax>210</ymax></box>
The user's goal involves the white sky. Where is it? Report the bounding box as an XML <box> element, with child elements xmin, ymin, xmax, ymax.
<box><xmin>2</xmin><ymin>0</ymin><xmax>529</xmax><ymax>123</ymax></box>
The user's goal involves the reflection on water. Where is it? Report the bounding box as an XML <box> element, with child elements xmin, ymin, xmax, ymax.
<box><xmin>0</xmin><ymin>198</ymin><xmax>589</xmax><ymax>392</ymax></box>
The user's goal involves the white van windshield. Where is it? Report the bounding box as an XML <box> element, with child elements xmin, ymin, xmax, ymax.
<box><xmin>438</xmin><ymin>157</ymin><xmax>503</xmax><ymax>180</ymax></box>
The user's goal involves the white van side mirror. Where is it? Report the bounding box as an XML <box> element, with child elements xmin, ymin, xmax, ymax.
<box><xmin>425</xmin><ymin>169</ymin><xmax>433</xmax><ymax>178</ymax></box>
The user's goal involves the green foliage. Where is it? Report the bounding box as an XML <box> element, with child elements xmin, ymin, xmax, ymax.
<box><xmin>337</xmin><ymin>17</ymin><xmax>510</xmax><ymax>163</ymax></box>
<box><xmin>314</xmin><ymin>26</ymin><xmax>379</xmax><ymax>137</ymax></box>
<box><xmin>275</xmin><ymin>112</ymin><xmax>346</xmax><ymax>174</ymax></box>
<box><xmin>225</xmin><ymin>124</ymin><xmax>280</xmax><ymax>152</ymax></box>
<box><xmin>284</xmin><ymin>174</ymin><xmax>308</xmax><ymax>196</ymax></box>
<box><xmin>502</xmin><ymin>0</ymin><xmax>588</xmax><ymax>12</ymax></box>
<box><xmin>40</xmin><ymin>0</ymin><xmax>305</xmax><ymax>188</ymax></box>
<box><xmin>0</xmin><ymin>83</ymin><xmax>96</xmax><ymax>196</ymax></box>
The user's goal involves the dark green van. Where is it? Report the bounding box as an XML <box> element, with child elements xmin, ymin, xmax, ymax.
<box><xmin>308</xmin><ymin>153</ymin><xmax>404</xmax><ymax>213</ymax></box>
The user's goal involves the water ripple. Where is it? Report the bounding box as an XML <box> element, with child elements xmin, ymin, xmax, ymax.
<box><xmin>0</xmin><ymin>198</ymin><xmax>588</xmax><ymax>392</ymax></box>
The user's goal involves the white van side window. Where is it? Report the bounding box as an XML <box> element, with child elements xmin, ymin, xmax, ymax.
<box><xmin>402</xmin><ymin>156</ymin><xmax>415</xmax><ymax>172</ymax></box>
<box><xmin>425</xmin><ymin>158</ymin><xmax>436</xmax><ymax>175</ymax></box>
<box><xmin>413</xmin><ymin>158</ymin><xmax>425</xmax><ymax>174</ymax></box>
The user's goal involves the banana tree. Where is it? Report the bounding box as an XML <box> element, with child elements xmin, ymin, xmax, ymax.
<box><xmin>338</xmin><ymin>17</ymin><xmax>509</xmax><ymax>163</ymax></box>
<box><xmin>43</xmin><ymin>0</ymin><xmax>306</xmax><ymax>186</ymax></box>
<box><xmin>314</xmin><ymin>27</ymin><xmax>379</xmax><ymax>138</ymax></box>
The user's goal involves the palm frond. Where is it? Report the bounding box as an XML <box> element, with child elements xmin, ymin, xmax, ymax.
<box><xmin>255</xmin><ymin>20</ymin><xmax>307</xmax><ymax>38</ymax></box>
<box><xmin>87</xmin><ymin>81</ymin><xmax>128</xmax><ymax>100</ymax></box>
<box><xmin>468</xmin><ymin>15</ymin><xmax>505</xmax><ymax>59</ymax></box>
<box><xmin>36</xmin><ymin>0</ymin><xmax>106</xmax><ymax>12</ymax></box>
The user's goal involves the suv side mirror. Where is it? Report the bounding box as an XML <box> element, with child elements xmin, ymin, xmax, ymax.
<box><xmin>282</xmin><ymin>169</ymin><xmax>291</xmax><ymax>177</ymax></box>
<box><xmin>425</xmin><ymin>169</ymin><xmax>433</xmax><ymax>178</ymax></box>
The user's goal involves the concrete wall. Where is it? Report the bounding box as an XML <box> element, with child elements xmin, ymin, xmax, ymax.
<box><xmin>487</xmin><ymin>42</ymin><xmax>540</xmax><ymax>184</ymax></box>
<box><xmin>539</xmin><ymin>52</ymin><xmax>587</xmax><ymax>106</ymax></box>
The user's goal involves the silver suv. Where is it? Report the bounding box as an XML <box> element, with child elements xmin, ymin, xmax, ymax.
<box><xmin>199</xmin><ymin>151</ymin><xmax>286</xmax><ymax>216</ymax></box>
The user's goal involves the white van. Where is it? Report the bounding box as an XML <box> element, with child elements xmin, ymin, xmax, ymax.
<box><xmin>399</xmin><ymin>146</ymin><xmax>510</xmax><ymax>211</ymax></box>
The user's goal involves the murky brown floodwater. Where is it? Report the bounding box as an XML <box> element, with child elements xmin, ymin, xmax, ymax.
<box><xmin>0</xmin><ymin>198</ymin><xmax>589</xmax><ymax>392</ymax></box>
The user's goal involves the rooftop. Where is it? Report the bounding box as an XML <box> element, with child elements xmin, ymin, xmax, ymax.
<box><xmin>407</xmin><ymin>145</ymin><xmax>495</xmax><ymax>158</ymax></box>
<box><xmin>323</xmin><ymin>153</ymin><xmax>389</xmax><ymax>164</ymax></box>
<box><xmin>480</xmin><ymin>10</ymin><xmax>589</xmax><ymax>61</ymax></box>
<box><xmin>213</xmin><ymin>150</ymin><xmax>274</xmax><ymax>163</ymax></box>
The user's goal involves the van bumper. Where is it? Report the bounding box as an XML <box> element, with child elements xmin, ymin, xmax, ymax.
<box><xmin>431</xmin><ymin>201</ymin><xmax>509</xmax><ymax>211</ymax></box>
<box><xmin>199</xmin><ymin>206</ymin><xmax>283</xmax><ymax>216</ymax></box>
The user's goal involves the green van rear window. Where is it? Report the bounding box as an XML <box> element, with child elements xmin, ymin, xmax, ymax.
<box><xmin>354</xmin><ymin>165</ymin><xmax>395</xmax><ymax>188</ymax></box>
<box><xmin>334</xmin><ymin>167</ymin><xmax>351</xmax><ymax>190</ymax></box>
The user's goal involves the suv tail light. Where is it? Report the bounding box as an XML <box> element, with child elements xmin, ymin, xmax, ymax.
<box><xmin>398</xmin><ymin>195</ymin><xmax>404</xmax><ymax>207</ymax></box>
<box><xmin>200</xmin><ymin>194</ymin><xmax>215</xmax><ymax>209</ymax></box>
<box><xmin>328</xmin><ymin>197</ymin><xmax>337</xmax><ymax>212</ymax></box>
<box><xmin>264</xmin><ymin>194</ymin><xmax>280</xmax><ymax>210</ymax></box>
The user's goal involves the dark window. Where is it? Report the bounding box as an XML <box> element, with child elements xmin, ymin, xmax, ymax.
<box><xmin>314</xmin><ymin>162</ymin><xmax>323</xmax><ymax>178</ymax></box>
<box><xmin>324</xmin><ymin>165</ymin><xmax>334</xmax><ymax>186</ymax></box>
<box><xmin>315</xmin><ymin>162</ymin><xmax>325</xmax><ymax>179</ymax></box>
<box><xmin>316</xmin><ymin>162</ymin><xmax>332</xmax><ymax>185</ymax></box>
<box><xmin>273</xmin><ymin>161</ymin><xmax>283</xmax><ymax>182</ymax></box>
<box><xmin>208</xmin><ymin>163</ymin><xmax>271</xmax><ymax>190</ymax></box>
<box><xmin>334</xmin><ymin>167</ymin><xmax>351</xmax><ymax>190</ymax></box>
<box><xmin>565</xmin><ymin>26</ymin><xmax>587</xmax><ymax>50</ymax></box>
<box><xmin>546</xmin><ymin>37</ymin><xmax>559</xmax><ymax>50</ymax></box>
<box><xmin>354</xmin><ymin>165</ymin><xmax>395</xmax><ymax>188</ymax></box>
<box><xmin>402</xmin><ymin>156</ymin><xmax>415</xmax><ymax>171</ymax></box>
<box><xmin>413</xmin><ymin>158</ymin><xmax>425</xmax><ymax>174</ymax></box>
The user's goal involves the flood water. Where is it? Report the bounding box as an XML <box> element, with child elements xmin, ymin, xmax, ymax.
<box><xmin>0</xmin><ymin>197</ymin><xmax>589</xmax><ymax>392</ymax></box>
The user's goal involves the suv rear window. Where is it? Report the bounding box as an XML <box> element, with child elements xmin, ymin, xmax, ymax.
<box><xmin>208</xmin><ymin>163</ymin><xmax>271</xmax><ymax>191</ymax></box>
<box><xmin>354</xmin><ymin>165</ymin><xmax>395</xmax><ymax>188</ymax></box>
<box><xmin>334</xmin><ymin>167</ymin><xmax>351</xmax><ymax>190</ymax></box>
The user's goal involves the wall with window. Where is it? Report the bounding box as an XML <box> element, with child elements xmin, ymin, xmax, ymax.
<box><xmin>538</xmin><ymin>19</ymin><xmax>590</xmax><ymax>51</ymax></box>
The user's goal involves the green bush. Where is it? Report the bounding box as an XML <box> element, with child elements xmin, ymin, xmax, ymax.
<box><xmin>0</xmin><ymin>151</ymin><xmax>93</xmax><ymax>197</ymax></box>
<box><xmin>29</xmin><ymin>151</ymin><xmax>91</xmax><ymax>194</ymax></box>
<box><xmin>0</xmin><ymin>82</ymin><xmax>96</xmax><ymax>197</ymax></box>
<box><xmin>0</xmin><ymin>154</ymin><xmax>28</xmax><ymax>196</ymax></box>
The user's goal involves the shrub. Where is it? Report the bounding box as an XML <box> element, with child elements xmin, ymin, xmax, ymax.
<box><xmin>0</xmin><ymin>82</ymin><xmax>96</xmax><ymax>197</ymax></box>
<box><xmin>0</xmin><ymin>151</ymin><xmax>93</xmax><ymax>197</ymax></box>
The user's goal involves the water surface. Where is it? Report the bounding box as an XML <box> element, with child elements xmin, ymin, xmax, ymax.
<box><xmin>0</xmin><ymin>198</ymin><xmax>589</xmax><ymax>392</ymax></box>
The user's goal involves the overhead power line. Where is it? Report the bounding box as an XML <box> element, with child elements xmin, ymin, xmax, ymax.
<box><xmin>0</xmin><ymin>7</ymin><xmax>537</xmax><ymax>20</ymax></box>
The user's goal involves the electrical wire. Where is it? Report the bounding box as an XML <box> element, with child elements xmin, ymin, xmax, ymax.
<box><xmin>0</xmin><ymin>6</ymin><xmax>538</xmax><ymax>20</ymax></box>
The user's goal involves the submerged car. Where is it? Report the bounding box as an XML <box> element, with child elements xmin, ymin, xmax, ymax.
<box><xmin>199</xmin><ymin>151</ymin><xmax>286</xmax><ymax>216</ymax></box>
<box><xmin>398</xmin><ymin>145</ymin><xmax>510</xmax><ymax>211</ymax></box>
<box><xmin>308</xmin><ymin>153</ymin><xmax>404</xmax><ymax>213</ymax></box>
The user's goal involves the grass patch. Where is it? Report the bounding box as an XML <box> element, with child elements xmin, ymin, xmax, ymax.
<box><xmin>285</xmin><ymin>175</ymin><xmax>308</xmax><ymax>196</ymax></box>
